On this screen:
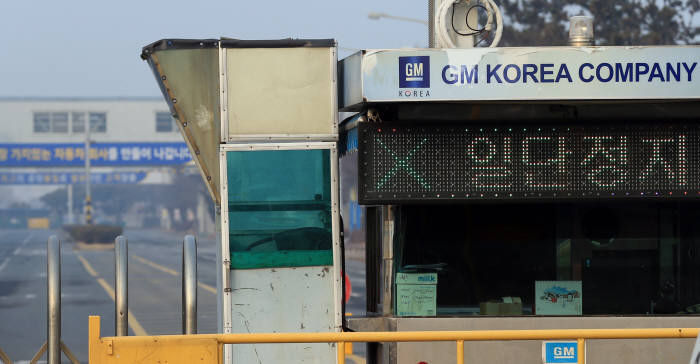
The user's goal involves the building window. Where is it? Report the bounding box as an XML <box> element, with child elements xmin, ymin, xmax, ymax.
<box><xmin>72</xmin><ymin>112</ymin><xmax>85</xmax><ymax>133</ymax></box>
<box><xmin>33</xmin><ymin>112</ymin><xmax>51</xmax><ymax>132</ymax></box>
<box><xmin>33</xmin><ymin>112</ymin><xmax>68</xmax><ymax>133</ymax></box>
<box><xmin>156</xmin><ymin>112</ymin><xmax>174</xmax><ymax>132</ymax></box>
<box><xmin>52</xmin><ymin>112</ymin><xmax>68</xmax><ymax>133</ymax></box>
<box><xmin>89</xmin><ymin>112</ymin><xmax>107</xmax><ymax>133</ymax></box>
<box><xmin>70</xmin><ymin>112</ymin><xmax>106</xmax><ymax>133</ymax></box>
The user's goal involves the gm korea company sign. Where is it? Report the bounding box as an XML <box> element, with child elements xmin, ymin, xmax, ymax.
<box><xmin>340</xmin><ymin>46</ymin><xmax>700</xmax><ymax>106</ymax></box>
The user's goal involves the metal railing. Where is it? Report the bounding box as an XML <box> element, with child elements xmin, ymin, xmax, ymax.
<box><xmin>88</xmin><ymin>314</ymin><xmax>700</xmax><ymax>364</ymax></box>
<box><xmin>1</xmin><ymin>236</ymin><xmax>81</xmax><ymax>364</ymax></box>
<box><xmin>0</xmin><ymin>233</ymin><xmax>198</xmax><ymax>364</ymax></box>
<box><xmin>112</xmin><ymin>234</ymin><xmax>198</xmax><ymax>337</ymax></box>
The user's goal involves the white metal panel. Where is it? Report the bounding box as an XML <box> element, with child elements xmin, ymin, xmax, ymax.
<box><xmin>339</xmin><ymin>46</ymin><xmax>700</xmax><ymax>109</ymax></box>
<box><xmin>339</xmin><ymin>52</ymin><xmax>363</xmax><ymax>110</ymax></box>
<box><xmin>230</xmin><ymin>266</ymin><xmax>337</xmax><ymax>364</ymax></box>
<box><xmin>224</xmin><ymin>47</ymin><xmax>338</xmax><ymax>141</ymax></box>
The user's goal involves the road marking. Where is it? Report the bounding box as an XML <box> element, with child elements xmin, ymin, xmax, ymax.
<box><xmin>0</xmin><ymin>257</ymin><xmax>11</xmax><ymax>274</ymax></box>
<box><xmin>346</xmin><ymin>353</ymin><xmax>366</xmax><ymax>364</ymax></box>
<box><xmin>76</xmin><ymin>253</ymin><xmax>148</xmax><ymax>336</ymax></box>
<box><xmin>133</xmin><ymin>255</ymin><xmax>177</xmax><ymax>275</ymax></box>
<box><xmin>198</xmin><ymin>282</ymin><xmax>217</xmax><ymax>294</ymax></box>
<box><xmin>133</xmin><ymin>254</ymin><xmax>217</xmax><ymax>294</ymax></box>
<box><xmin>76</xmin><ymin>254</ymin><xmax>98</xmax><ymax>277</ymax></box>
<box><xmin>0</xmin><ymin>233</ymin><xmax>33</xmax><ymax>274</ymax></box>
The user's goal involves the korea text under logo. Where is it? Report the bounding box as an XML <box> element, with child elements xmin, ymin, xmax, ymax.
<box><xmin>399</xmin><ymin>56</ymin><xmax>430</xmax><ymax>88</ymax></box>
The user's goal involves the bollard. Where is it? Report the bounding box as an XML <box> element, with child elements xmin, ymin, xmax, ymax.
<box><xmin>182</xmin><ymin>235</ymin><xmax>197</xmax><ymax>334</ymax></box>
<box><xmin>47</xmin><ymin>235</ymin><xmax>61</xmax><ymax>364</ymax></box>
<box><xmin>115</xmin><ymin>236</ymin><xmax>128</xmax><ymax>336</ymax></box>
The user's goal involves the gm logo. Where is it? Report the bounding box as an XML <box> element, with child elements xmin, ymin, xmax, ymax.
<box><xmin>399</xmin><ymin>56</ymin><xmax>430</xmax><ymax>88</ymax></box>
<box><xmin>543</xmin><ymin>342</ymin><xmax>577</xmax><ymax>364</ymax></box>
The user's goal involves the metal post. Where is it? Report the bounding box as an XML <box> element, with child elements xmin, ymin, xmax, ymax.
<box><xmin>47</xmin><ymin>235</ymin><xmax>61</xmax><ymax>364</ymax></box>
<box><xmin>182</xmin><ymin>235</ymin><xmax>197</xmax><ymax>334</ymax></box>
<box><xmin>115</xmin><ymin>236</ymin><xmax>128</xmax><ymax>336</ymax></box>
<box><xmin>381</xmin><ymin>205</ymin><xmax>395</xmax><ymax>316</ymax></box>
<box><xmin>84</xmin><ymin>112</ymin><xmax>92</xmax><ymax>225</ymax></box>
<box><xmin>337</xmin><ymin>342</ymin><xmax>345</xmax><ymax>364</ymax></box>
<box><xmin>456</xmin><ymin>340</ymin><xmax>464</xmax><ymax>364</ymax></box>
<box><xmin>577</xmin><ymin>338</ymin><xmax>585</xmax><ymax>364</ymax></box>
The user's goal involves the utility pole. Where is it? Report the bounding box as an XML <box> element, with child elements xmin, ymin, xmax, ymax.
<box><xmin>67</xmin><ymin>184</ymin><xmax>73</xmax><ymax>224</ymax></box>
<box><xmin>84</xmin><ymin>113</ymin><xmax>92</xmax><ymax>225</ymax></box>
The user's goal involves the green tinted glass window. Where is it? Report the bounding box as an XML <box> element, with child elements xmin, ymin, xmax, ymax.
<box><xmin>227</xmin><ymin>149</ymin><xmax>332</xmax><ymax>269</ymax></box>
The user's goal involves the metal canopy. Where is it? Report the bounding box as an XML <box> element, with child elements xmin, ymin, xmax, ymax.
<box><xmin>142</xmin><ymin>40</ymin><xmax>221</xmax><ymax>204</ymax></box>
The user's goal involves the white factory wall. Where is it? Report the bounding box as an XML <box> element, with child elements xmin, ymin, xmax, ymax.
<box><xmin>0</xmin><ymin>97</ymin><xmax>180</xmax><ymax>143</ymax></box>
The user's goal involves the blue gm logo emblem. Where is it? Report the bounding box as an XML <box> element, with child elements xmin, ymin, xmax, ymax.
<box><xmin>543</xmin><ymin>342</ymin><xmax>578</xmax><ymax>364</ymax></box>
<box><xmin>399</xmin><ymin>56</ymin><xmax>430</xmax><ymax>88</ymax></box>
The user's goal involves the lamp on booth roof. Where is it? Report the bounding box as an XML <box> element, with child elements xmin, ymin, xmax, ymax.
<box><xmin>568</xmin><ymin>15</ymin><xmax>595</xmax><ymax>46</ymax></box>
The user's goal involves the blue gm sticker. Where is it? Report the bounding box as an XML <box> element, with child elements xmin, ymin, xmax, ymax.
<box><xmin>543</xmin><ymin>341</ymin><xmax>577</xmax><ymax>363</ymax></box>
<box><xmin>399</xmin><ymin>56</ymin><xmax>430</xmax><ymax>88</ymax></box>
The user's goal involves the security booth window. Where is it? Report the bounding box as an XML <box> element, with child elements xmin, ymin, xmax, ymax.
<box><xmin>396</xmin><ymin>202</ymin><xmax>700</xmax><ymax>316</ymax></box>
<box><xmin>226</xmin><ymin>149</ymin><xmax>332</xmax><ymax>269</ymax></box>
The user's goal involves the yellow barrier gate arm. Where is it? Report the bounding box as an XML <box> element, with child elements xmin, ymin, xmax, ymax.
<box><xmin>89</xmin><ymin>316</ymin><xmax>700</xmax><ymax>364</ymax></box>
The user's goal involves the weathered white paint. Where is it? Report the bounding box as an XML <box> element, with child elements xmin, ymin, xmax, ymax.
<box><xmin>230</xmin><ymin>266</ymin><xmax>338</xmax><ymax>364</ymax></box>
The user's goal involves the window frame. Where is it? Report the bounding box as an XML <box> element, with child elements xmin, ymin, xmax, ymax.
<box><xmin>88</xmin><ymin>112</ymin><xmax>107</xmax><ymax>133</ymax></box>
<box><xmin>33</xmin><ymin>112</ymin><xmax>73</xmax><ymax>133</ymax></box>
<box><xmin>220</xmin><ymin>142</ymin><xmax>340</xmax><ymax>270</ymax></box>
<box><xmin>50</xmin><ymin>112</ymin><xmax>69</xmax><ymax>133</ymax></box>
<box><xmin>33</xmin><ymin>112</ymin><xmax>51</xmax><ymax>133</ymax></box>
<box><xmin>71</xmin><ymin>112</ymin><xmax>86</xmax><ymax>133</ymax></box>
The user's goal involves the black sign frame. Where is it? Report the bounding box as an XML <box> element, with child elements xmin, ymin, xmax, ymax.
<box><xmin>357</xmin><ymin>121</ymin><xmax>700</xmax><ymax>204</ymax></box>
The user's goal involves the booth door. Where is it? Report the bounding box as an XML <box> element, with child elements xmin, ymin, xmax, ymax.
<box><xmin>221</xmin><ymin>145</ymin><xmax>341</xmax><ymax>364</ymax></box>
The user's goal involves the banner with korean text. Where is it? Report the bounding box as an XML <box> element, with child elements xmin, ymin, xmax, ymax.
<box><xmin>0</xmin><ymin>143</ymin><xmax>191</xmax><ymax>167</ymax></box>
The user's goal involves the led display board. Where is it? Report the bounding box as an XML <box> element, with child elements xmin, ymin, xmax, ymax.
<box><xmin>357</xmin><ymin>123</ymin><xmax>700</xmax><ymax>203</ymax></box>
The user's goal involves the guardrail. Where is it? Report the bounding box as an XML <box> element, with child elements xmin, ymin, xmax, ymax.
<box><xmin>88</xmin><ymin>315</ymin><xmax>700</xmax><ymax>364</ymax></box>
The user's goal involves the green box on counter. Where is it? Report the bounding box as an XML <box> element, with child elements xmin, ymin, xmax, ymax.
<box><xmin>395</xmin><ymin>272</ymin><xmax>438</xmax><ymax>316</ymax></box>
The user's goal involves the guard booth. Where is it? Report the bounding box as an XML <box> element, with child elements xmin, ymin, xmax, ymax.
<box><xmin>338</xmin><ymin>45</ymin><xmax>700</xmax><ymax>363</ymax></box>
<box><xmin>141</xmin><ymin>38</ymin><xmax>343</xmax><ymax>363</ymax></box>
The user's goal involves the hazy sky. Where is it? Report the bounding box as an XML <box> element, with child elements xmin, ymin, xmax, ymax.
<box><xmin>0</xmin><ymin>0</ymin><xmax>426</xmax><ymax>98</ymax></box>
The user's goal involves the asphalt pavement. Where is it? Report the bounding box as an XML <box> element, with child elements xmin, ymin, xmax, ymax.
<box><xmin>0</xmin><ymin>228</ymin><xmax>367</xmax><ymax>363</ymax></box>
